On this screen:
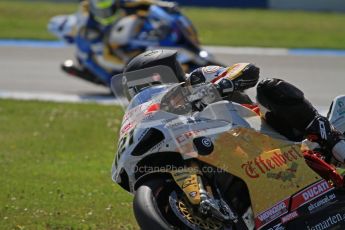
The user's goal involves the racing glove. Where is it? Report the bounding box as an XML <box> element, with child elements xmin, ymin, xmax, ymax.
<box><xmin>212</xmin><ymin>63</ymin><xmax>260</xmax><ymax>95</ymax></box>
<box><xmin>187</xmin><ymin>63</ymin><xmax>260</xmax><ymax>97</ymax></box>
<box><xmin>306</xmin><ymin>115</ymin><xmax>345</xmax><ymax>162</ymax></box>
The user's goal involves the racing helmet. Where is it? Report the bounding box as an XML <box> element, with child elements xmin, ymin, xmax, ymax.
<box><xmin>89</xmin><ymin>0</ymin><xmax>118</xmax><ymax>26</ymax></box>
<box><xmin>122</xmin><ymin>49</ymin><xmax>186</xmax><ymax>100</ymax></box>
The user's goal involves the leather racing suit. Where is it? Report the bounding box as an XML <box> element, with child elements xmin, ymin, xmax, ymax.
<box><xmin>187</xmin><ymin>64</ymin><xmax>345</xmax><ymax>163</ymax></box>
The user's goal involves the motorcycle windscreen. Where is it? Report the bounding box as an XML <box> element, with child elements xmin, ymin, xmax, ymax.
<box><xmin>110</xmin><ymin>65</ymin><xmax>181</xmax><ymax>109</ymax></box>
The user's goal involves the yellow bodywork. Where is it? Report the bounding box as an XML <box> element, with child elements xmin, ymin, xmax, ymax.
<box><xmin>171</xmin><ymin>168</ymin><xmax>201</xmax><ymax>205</ymax></box>
<box><xmin>198</xmin><ymin>127</ymin><xmax>321</xmax><ymax>216</ymax></box>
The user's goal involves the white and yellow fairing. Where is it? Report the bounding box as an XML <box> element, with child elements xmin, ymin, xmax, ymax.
<box><xmin>111</xmin><ymin>73</ymin><xmax>322</xmax><ymax>230</ymax></box>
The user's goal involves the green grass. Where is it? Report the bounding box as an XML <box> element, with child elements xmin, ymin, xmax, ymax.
<box><xmin>0</xmin><ymin>1</ymin><xmax>76</xmax><ymax>40</ymax></box>
<box><xmin>184</xmin><ymin>8</ymin><xmax>345</xmax><ymax>49</ymax></box>
<box><xmin>1</xmin><ymin>1</ymin><xmax>345</xmax><ymax>48</ymax></box>
<box><xmin>0</xmin><ymin>99</ymin><xmax>139</xmax><ymax>229</ymax></box>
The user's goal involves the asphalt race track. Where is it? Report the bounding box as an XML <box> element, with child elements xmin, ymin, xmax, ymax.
<box><xmin>1</xmin><ymin>46</ymin><xmax>345</xmax><ymax>108</ymax></box>
<box><xmin>0</xmin><ymin>46</ymin><xmax>110</xmax><ymax>95</ymax></box>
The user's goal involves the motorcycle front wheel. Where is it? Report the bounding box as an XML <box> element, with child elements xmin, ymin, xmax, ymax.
<box><xmin>133</xmin><ymin>178</ymin><xmax>231</xmax><ymax>230</ymax></box>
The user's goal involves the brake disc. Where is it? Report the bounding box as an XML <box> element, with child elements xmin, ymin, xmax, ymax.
<box><xmin>169</xmin><ymin>191</ymin><xmax>226</xmax><ymax>230</ymax></box>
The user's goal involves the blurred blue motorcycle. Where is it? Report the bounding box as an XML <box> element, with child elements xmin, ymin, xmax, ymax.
<box><xmin>48</xmin><ymin>4</ymin><xmax>222</xmax><ymax>87</ymax></box>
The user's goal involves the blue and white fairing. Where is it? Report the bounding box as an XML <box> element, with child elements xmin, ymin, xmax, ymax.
<box><xmin>49</xmin><ymin>3</ymin><xmax>219</xmax><ymax>86</ymax></box>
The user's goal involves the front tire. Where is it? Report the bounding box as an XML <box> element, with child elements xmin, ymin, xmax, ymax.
<box><xmin>133</xmin><ymin>178</ymin><xmax>176</xmax><ymax>230</ymax></box>
<box><xmin>133</xmin><ymin>178</ymin><xmax>232</xmax><ymax>230</ymax></box>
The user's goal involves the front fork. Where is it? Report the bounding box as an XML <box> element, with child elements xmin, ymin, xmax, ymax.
<box><xmin>171</xmin><ymin>160</ymin><xmax>238</xmax><ymax>223</ymax></box>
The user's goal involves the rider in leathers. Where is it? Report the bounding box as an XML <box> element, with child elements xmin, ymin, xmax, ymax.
<box><xmin>187</xmin><ymin>64</ymin><xmax>345</xmax><ymax>163</ymax></box>
<box><xmin>73</xmin><ymin>0</ymin><xmax>178</xmax><ymax>85</ymax></box>
<box><xmin>123</xmin><ymin>49</ymin><xmax>345</xmax><ymax>164</ymax></box>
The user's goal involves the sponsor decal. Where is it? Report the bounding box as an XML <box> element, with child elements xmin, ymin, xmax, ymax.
<box><xmin>165</xmin><ymin>120</ymin><xmax>184</xmax><ymax>129</ymax></box>
<box><xmin>307</xmin><ymin>213</ymin><xmax>345</xmax><ymax>230</ymax></box>
<box><xmin>319</xmin><ymin>120</ymin><xmax>327</xmax><ymax>140</ymax></box>
<box><xmin>302</xmin><ymin>182</ymin><xmax>330</xmax><ymax>200</ymax></box>
<box><xmin>121</xmin><ymin>104</ymin><xmax>151</xmax><ymax>135</ymax></box>
<box><xmin>307</xmin><ymin>193</ymin><xmax>336</xmax><ymax>213</ymax></box>
<box><xmin>193</xmin><ymin>136</ymin><xmax>214</xmax><ymax>156</ymax></box>
<box><xmin>267</xmin><ymin>223</ymin><xmax>285</xmax><ymax>230</ymax></box>
<box><xmin>201</xmin><ymin>137</ymin><xmax>212</xmax><ymax>148</ymax></box>
<box><xmin>281</xmin><ymin>211</ymin><xmax>299</xmax><ymax>224</ymax></box>
<box><xmin>241</xmin><ymin>147</ymin><xmax>303</xmax><ymax>179</ymax></box>
<box><xmin>176</xmin><ymin>129</ymin><xmax>205</xmax><ymax>144</ymax></box>
<box><xmin>189</xmin><ymin>191</ymin><xmax>197</xmax><ymax>197</ymax></box>
<box><xmin>186</xmin><ymin>117</ymin><xmax>205</xmax><ymax>124</ymax></box>
<box><xmin>162</xmin><ymin>117</ymin><xmax>176</xmax><ymax>124</ymax></box>
<box><xmin>255</xmin><ymin>198</ymin><xmax>289</xmax><ymax>229</ymax></box>
<box><xmin>291</xmin><ymin>180</ymin><xmax>333</xmax><ymax>211</ymax></box>
<box><xmin>120</xmin><ymin>122</ymin><xmax>132</xmax><ymax>134</ymax></box>
<box><xmin>303</xmin><ymin>181</ymin><xmax>331</xmax><ymax>200</ymax></box>
<box><xmin>266</xmin><ymin>162</ymin><xmax>298</xmax><ymax>182</ymax></box>
<box><xmin>202</xmin><ymin>65</ymin><xmax>220</xmax><ymax>74</ymax></box>
<box><xmin>182</xmin><ymin>178</ymin><xmax>195</xmax><ymax>189</ymax></box>
<box><xmin>257</xmin><ymin>202</ymin><xmax>287</xmax><ymax>222</ymax></box>
<box><xmin>123</xmin><ymin>104</ymin><xmax>145</xmax><ymax>121</ymax></box>
<box><xmin>165</xmin><ymin>117</ymin><xmax>205</xmax><ymax>129</ymax></box>
<box><xmin>142</xmin><ymin>112</ymin><xmax>154</xmax><ymax>120</ymax></box>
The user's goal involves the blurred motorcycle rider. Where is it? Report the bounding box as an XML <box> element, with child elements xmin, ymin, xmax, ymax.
<box><xmin>73</xmin><ymin>0</ymin><xmax>178</xmax><ymax>85</ymax></box>
<box><xmin>122</xmin><ymin>49</ymin><xmax>345</xmax><ymax>163</ymax></box>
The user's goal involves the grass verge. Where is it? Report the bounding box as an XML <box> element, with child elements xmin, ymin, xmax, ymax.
<box><xmin>0</xmin><ymin>1</ymin><xmax>76</xmax><ymax>41</ymax></box>
<box><xmin>1</xmin><ymin>1</ymin><xmax>345</xmax><ymax>48</ymax></box>
<box><xmin>184</xmin><ymin>8</ymin><xmax>345</xmax><ymax>49</ymax></box>
<box><xmin>0</xmin><ymin>99</ymin><xmax>139</xmax><ymax>229</ymax></box>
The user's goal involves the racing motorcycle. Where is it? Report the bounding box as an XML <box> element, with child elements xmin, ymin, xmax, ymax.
<box><xmin>48</xmin><ymin>4</ymin><xmax>222</xmax><ymax>87</ymax></box>
<box><xmin>111</xmin><ymin>65</ymin><xmax>345</xmax><ymax>230</ymax></box>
